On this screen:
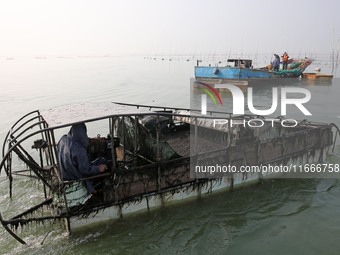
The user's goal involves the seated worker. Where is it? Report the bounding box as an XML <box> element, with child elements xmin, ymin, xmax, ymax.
<box><xmin>57</xmin><ymin>123</ymin><xmax>107</xmax><ymax>195</ymax></box>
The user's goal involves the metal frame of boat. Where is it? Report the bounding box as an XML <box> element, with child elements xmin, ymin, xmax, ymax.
<box><xmin>0</xmin><ymin>102</ymin><xmax>337</xmax><ymax>244</ymax></box>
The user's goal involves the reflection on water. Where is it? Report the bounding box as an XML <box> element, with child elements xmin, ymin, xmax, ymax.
<box><xmin>0</xmin><ymin>56</ymin><xmax>340</xmax><ymax>254</ymax></box>
<box><xmin>300</xmin><ymin>78</ymin><xmax>333</xmax><ymax>86</ymax></box>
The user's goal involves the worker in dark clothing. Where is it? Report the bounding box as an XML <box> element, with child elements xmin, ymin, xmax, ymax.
<box><xmin>271</xmin><ymin>54</ymin><xmax>280</xmax><ymax>72</ymax></box>
<box><xmin>57</xmin><ymin>123</ymin><xmax>106</xmax><ymax>194</ymax></box>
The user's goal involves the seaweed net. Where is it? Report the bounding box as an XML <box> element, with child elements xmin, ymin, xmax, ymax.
<box><xmin>115</xmin><ymin>115</ymin><xmax>181</xmax><ymax>162</ymax></box>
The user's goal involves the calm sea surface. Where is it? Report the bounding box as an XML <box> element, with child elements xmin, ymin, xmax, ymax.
<box><xmin>0</xmin><ymin>55</ymin><xmax>340</xmax><ymax>254</ymax></box>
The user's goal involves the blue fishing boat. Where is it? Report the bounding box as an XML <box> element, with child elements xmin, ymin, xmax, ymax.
<box><xmin>195</xmin><ymin>58</ymin><xmax>313</xmax><ymax>81</ymax></box>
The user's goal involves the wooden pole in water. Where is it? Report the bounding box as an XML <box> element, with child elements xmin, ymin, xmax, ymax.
<box><xmin>331</xmin><ymin>23</ymin><xmax>335</xmax><ymax>74</ymax></box>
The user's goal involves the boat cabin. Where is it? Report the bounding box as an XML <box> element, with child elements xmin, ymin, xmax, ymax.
<box><xmin>227</xmin><ymin>59</ymin><xmax>252</xmax><ymax>68</ymax></box>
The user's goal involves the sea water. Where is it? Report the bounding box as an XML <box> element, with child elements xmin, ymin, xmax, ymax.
<box><xmin>0</xmin><ymin>55</ymin><xmax>340</xmax><ymax>254</ymax></box>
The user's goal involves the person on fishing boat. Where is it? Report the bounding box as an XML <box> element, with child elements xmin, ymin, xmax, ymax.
<box><xmin>282</xmin><ymin>52</ymin><xmax>289</xmax><ymax>70</ymax></box>
<box><xmin>57</xmin><ymin>123</ymin><xmax>107</xmax><ymax>194</ymax></box>
<box><xmin>271</xmin><ymin>54</ymin><xmax>280</xmax><ymax>72</ymax></box>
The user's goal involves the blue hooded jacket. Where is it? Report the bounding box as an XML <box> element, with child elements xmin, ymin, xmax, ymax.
<box><xmin>58</xmin><ymin>123</ymin><xmax>100</xmax><ymax>194</ymax></box>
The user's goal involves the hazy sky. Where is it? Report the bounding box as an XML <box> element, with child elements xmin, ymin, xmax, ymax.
<box><xmin>1</xmin><ymin>0</ymin><xmax>339</xmax><ymax>56</ymax></box>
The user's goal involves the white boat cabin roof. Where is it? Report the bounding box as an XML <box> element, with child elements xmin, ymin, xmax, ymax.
<box><xmin>39</xmin><ymin>102</ymin><xmax>157</xmax><ymax>128</ymax></box>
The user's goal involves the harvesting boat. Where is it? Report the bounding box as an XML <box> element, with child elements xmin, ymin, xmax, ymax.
<box><xmin>195</xmin><ymin>58</ymin><xmax>313</xmax><ymax>82</ymax></box>
<box><xmin>0</xmin><ymin>102</ymin><xmax>337</xmax><ymax>244</ymax></box>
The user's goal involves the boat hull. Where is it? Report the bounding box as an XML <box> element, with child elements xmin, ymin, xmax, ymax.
<box><xmin>195</xmin><ymin>66</ymin><xmax>274</xmax><ymax>79</ymax></box>
<box><xmin>195</xmin><ymin>66</ymin><xmax>305</xmax><ymax>80</ymax></box>
<box><xmin>69</xmin><ymin>146</ymin><xmax>330</xmax><ymax>229</ymax></box>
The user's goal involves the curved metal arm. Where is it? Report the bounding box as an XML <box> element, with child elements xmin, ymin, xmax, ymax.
<box><xmin>0</xmin><ymin>213</ymin><xmax>27</xmax><ymax>245</ymax></box>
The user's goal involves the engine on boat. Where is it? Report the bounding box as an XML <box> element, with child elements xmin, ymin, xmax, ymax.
<box><xmin>87</xmin><ymin>135</ymin><xmax>120</xmax><ymax>161</ymax></box>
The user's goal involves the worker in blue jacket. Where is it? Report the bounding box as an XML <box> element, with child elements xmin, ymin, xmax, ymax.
<box><xmin>271</xmin><ymin>54</ymin><xmax>280</xmax><ymax>72</ymax></box>
<box><xmin>57</xmin><ymin>123</ymin><xmax>106</xmax><ymax>194</ymax></box>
